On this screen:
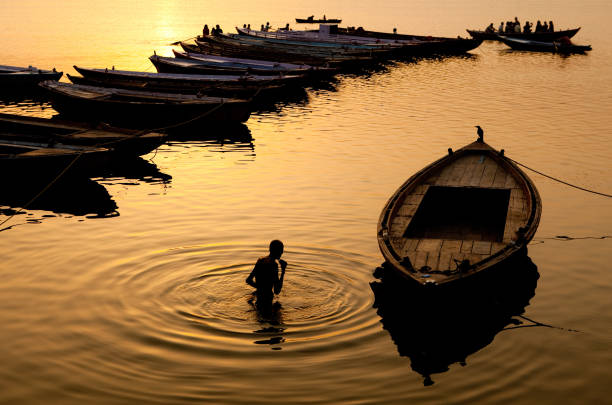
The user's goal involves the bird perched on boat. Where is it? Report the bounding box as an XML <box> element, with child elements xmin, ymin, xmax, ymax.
<box><xmin>475</xmin><ymin>125</ymin><xmax>484</xmax><ymax>142</ymax></box>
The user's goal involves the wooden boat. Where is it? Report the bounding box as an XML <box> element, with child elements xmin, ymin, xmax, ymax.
<box><xmin>377</xmin><ymin>135</ymin><xmax>541</xmax><ymax>287</ymax></box>
<box><xmin>0</xmin><ymin>139</ymin><xmax>110</xmax><ymax>179</ymax></box>
<box><xmin>39</xmin><ymin>81</ymin><xmax>252</xmax><ymax>128</ymax></box>
<box><xmin>149</xmin><ymin>55</ymin><xmax>310</xmax><ymax>82</ymax></box>
<box><xmin>69</xmin><ymin>66</ymin><xmax>288</xmax><ymax>97</ymax></box>
<box><xmin>296</xmin><ymin>17</ymin><xmax>342</xmax><ymax>24</ymax></box>
<box><xmin>498</xmin><ymin>36</ymin><xmax>592</xmax><ymax>53</ymax></box>
<box><xmin>0</xmin><ymin>112</ymin><xmax>166</xmax><ymax>156</ymax></box>
<box><xmin>336</xmin><ymin>27</ymin><xmax>484</xmax><ymax>56</ymax></box>
<box><xmin>195</xmin><ymin>35</ymin><xmax>380</xmax><ymax>65</ymax></box>
<box><xmin>466</xmin><ymin>27</ymin><xmax>580</xmax><ymax>41</ymax></box>
<box><xmin>172</xmin><ymin>50</ymin><xmax>337</xmax><ymax>77</ymax></box>
<box><xmin>0</xmin><ymin>64</ymin><xmax>62</xmax><ymax>88</ymax></box>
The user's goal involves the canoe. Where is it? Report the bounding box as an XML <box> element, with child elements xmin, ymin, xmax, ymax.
<box><xmin>0</xmin><ymin>139</ymin><xmax>110</xmax><ymax>179</ymax></box>
<box><xmin>296</xmin><ymin>18</ymin><xmax>342</xmax><ymax>24</ymax></box>
<box><xmin>39</xmin><ymin>81</ymin><xmax>252</xmax><ymax>128</ymax></box>
<box><xmin>0</xmin><ymin>112</ymin><xmax>166</xmax><ymax>156</ymax></box>
<box><xmin>466</xmin><ymin>27</ymin><xmax>580</xmax><ymax>41</ymax></box>
<box><xmin>377</xmin><ymin>136</ymin><xmax>541</xmax><ymax>287</ymax></box>
<box><xmin>69</xmin><ymin>66</ymin><xmax>288</xmax><ymax>97</ymax></box>
<box><xmin>498</xmin><ymin>36</ymin><xmax>592</xmax><ymax>53</ymax></box>
<box><xmin>172</xmin><ymin>50</ymin><xmax>338</xmax><ymax>77</ymax></box>
<box><xmin>0</xmin><ymin>64</ymin><xmax>62</xmax><ymax>89</ymax></box>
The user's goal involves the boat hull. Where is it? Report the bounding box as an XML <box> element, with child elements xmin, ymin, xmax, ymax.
<box><xmin>466</xmin><ymin>27</ymin><xmax>580</xmax><ymax>41</ymax></box>
<box><xmin>377</xmin><ymin>139</ymin><xmax>541</xmax><ymax>287</ymax></box>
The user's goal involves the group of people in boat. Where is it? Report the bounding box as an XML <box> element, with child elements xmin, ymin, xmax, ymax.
<box><xmin>485</xmin><ymin>18</ymin><xmax>555</xmax><ymax>34</ymax></box>
<box><xmin>202</xmin><ymin>24</ymin><xmax>224</xmax><ymax>36</ymax></box>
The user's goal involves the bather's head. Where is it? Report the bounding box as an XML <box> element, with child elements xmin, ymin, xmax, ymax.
<box><xmin>269</xmin><ymin>240</ymin><xmax>284</xmax><ymax>259</ymax></box>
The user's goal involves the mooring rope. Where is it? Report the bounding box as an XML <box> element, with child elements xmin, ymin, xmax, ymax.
<box><xmin>508</xmin><ymin>157</ymin><xmax>612</xmax><ymax>198</ymax></box>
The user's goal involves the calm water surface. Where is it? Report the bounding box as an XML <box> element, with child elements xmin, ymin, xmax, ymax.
<box><xmin>1</xmin><ymin>1</ymin><xmax>612</xmax><ymax>404</ymax></box>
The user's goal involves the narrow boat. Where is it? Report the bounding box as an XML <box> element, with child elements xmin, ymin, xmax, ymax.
<box><xmin>0</xmin><ymin>139</ymin><xmax>110</xmax><ymax>179</ymax></box>
<box><xmin>172</xmin><ymin>50</ymin><xmax>337</xmax><ymax>77</ymax></box>
<box><xmin>498</xmin><ymin>36</ymin><xmax>592</xmax><ymax>53</ymax></box>
<box><xmin>0</xmin><ymin>64</ymin><xmax>63</xmax><ymax>89</ymax></box>
<box><xmin>296</xmin><ymin>17</ymin><xmax>342</xmax><ymax>24</ymax></box>
<box><xmin>334</xmin><ymin>27</ymin><xmax>484</xmax><ymax>56</ymax></box>
<box><xmin>69</xmin><ymin>66</ymin><xmax>289</xmax><ymax>97</ymax></box>
<box><xmin>466</xmin><ymin>27</ymin><xmax>580</xmax><ymax>41</ymax></box>
<box><xmin>377</xmin><ymin>134</ymin><xmax>541</xmax><ymax>287</ymax></box>
<box><xmin>0</xmin><ymin>112</ymin><xmax>166</xmax><ymax>156</ymax></box>
<box><xmin>39</xmin><ymin>81</ymin><xmax>252</xmax><ymax>128</ymax></box>
<box><xmin>149</xmin><ymin>55</ymin><xmax>309</xmax><ymax>81</ymax></box>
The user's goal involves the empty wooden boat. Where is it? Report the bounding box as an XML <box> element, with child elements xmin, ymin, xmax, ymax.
<box><xmin>0</xmin><ymin>64</ymin><xmax>62</xmax><ymax>88</ymax></box>
<box><xmin>39</xmin><ymin>81</ymin><xmax>252</xmax><ymax>128</ymax></box>
<box><xmin>71</xmin><ymin>65</ymin><xmax>293</xmax><ymax>96</ymax></box>
<box><xmin>377</xmin><ymin>135</ymin><xmax>541</xmax><ymax>287</ymax></box>
<box><xmin>0</xmin><ymin>139</ymin><xmax>110</xmax><ymax>178</ymax></box>
<box><xmin>0</xmin><ymin>112</ymin><xmax>166</xmax><ymax>156</ymax></box>
<box><xmin>498</xmin><ymin>36</ymin><xmax>592</xmax><ymax>53</ymax></box>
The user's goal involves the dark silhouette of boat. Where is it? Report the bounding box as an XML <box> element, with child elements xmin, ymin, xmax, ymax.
<box><xmin>39</xmin><ymin>81</ymin><xmax>252</xmax><ymax>128</ymax></box>
<box><xmin>377</xmin><ymin>134</ymin><xmax>541</xmax><ymax>287</ymax></box>
<box><xmin>466</xmin><ymin>27</ymin><xmax>580</xmax><ymax>41</ymax></box>
<box><xmin>370</xmin><ymin>253</ymin><xmax>539</xmax><ymax>386</ymax></box>
<box><xmin>0</xmin><ymin>64</ymin><xmax>62</xmax><ymax>89</ymax></box>
<box><xmin>498</xmin><ymin>36</ymin><xmax>592</xmax><ymax>53</ymax></box>
<box><xmin>296</xmin><ymin>16</ymin><xmax>342</xmax><ymax>24</ymax></box>
<box><xmin>0</xmin><ymin>112</ymin><xmax>166</xmax><ymax>156</ymax></box>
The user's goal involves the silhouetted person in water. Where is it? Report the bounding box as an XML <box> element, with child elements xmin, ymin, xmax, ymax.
<box><xmin>246</xmin><ymin>240</ymin><xmax>287</xmax><ymax>303</ymax></box>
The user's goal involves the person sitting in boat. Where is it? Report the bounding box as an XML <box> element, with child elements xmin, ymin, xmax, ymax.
<box><xmin>514</xmin><ymin>22</ymin><xmax>521</xmax><ymax>33</ymax></box>
<box><xmin>265</xmin><ymin>22</ymin><xmax>270</xmax><ymax>31</ymax></box>
<box><xmin>246</xmin><ymin>240</ymin><xmax>287</xmax><ymax>302</ymax></box>
<box><xmin>498</xmin><ymin>22</ymin><xmax>504</xmax><ymax>32</ymax></box>
<box><xmin>548</xmin><ymin>21</ymin><xmax>555</xmax><ymax>32</ymax></box>
<box><xmin>247</xmin><ymin>24</ymin><xmax>251</xmax><ymax>30</ymax></box>
<box><xmin>485</xmin><ymin>23</ymin><xmax>495</xmax><ymax>33</ymax></box>
<box><xmin>505</xmin><ymin>21</ymin><xmax>513</xmax><ymax>33</ymax></box>
<box><xmin>211</xmin><ymin>26</ymin><xmax>217</xmax><ymax>35</ymax></box>
<box><xmin>215</xmin><ymin>25</ymin><xmax>223</xmax><ymax>35</ymax></box>
<box><xmin>523</xmin><ymin>21</ymin><xmax>532</xmax><ymax>33</ymax></box>
<box><xmin>542</xmin><ymin>21</ymin><xmax>548</xmax><ymax>32</ymax></box>
<box><xmin>535</xmin><ymin>20</ymin><xmax>542</xmax><ymax>32</ymax></box>
<box><xmin>260</xmin><ymin>24</ymin><xmax>265</xmax><ymax>31</ymax></box>
<box><xmin>202</xmin><ymin>24</ymin><xmax>209</xmax><ymax>36</ymax></box>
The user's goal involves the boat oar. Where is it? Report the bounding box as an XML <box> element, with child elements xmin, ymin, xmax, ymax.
<box><xmin>170</xmin><ymin>36</ymin><xmax>197</xmax><ymax>46</ymax></box>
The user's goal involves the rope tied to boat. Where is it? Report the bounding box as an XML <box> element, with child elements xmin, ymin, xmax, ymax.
<box><xmin>508</xmin><ymin>157</ymin><xmax>612</xmax><ymax>198</ymax></box>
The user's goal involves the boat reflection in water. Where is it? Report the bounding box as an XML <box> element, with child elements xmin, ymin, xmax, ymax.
<box><xmin>0</xmin><ymin>156</ymin><xmax>171</xmax><ymax>232</ymax></box>
<box><xmin>1</xmin><ymin>175</ymin><xmax>118</xmax><ymax>226</ymax></box>
<box><xmin>370</xmin><ymin>253</ymin><xmax>539</xmax><ymax>386</ymax></box>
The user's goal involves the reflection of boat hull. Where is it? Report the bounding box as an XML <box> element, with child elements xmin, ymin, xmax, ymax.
<box><xmin>370</xmin><ymin>254</ymin><xmax>539</xmax><ymax>386</ymax></box>
<box><xmin>1</xmin><ymin>175</ymin><xmax>117</xmax><ymax>218</ymax></box>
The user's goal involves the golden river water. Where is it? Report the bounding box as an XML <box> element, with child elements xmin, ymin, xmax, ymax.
<box><xmin>1</xmin><ymin>0</ymin><xmax>611</xmax><ymax>403</ymax></box>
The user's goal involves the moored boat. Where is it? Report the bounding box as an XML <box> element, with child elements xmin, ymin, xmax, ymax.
<box><xmin>296</xmin><ymin>17</ymin><xmax>342</xmax><ymax>24</ymax></box>
<box><xmin>498</xmin><ymin>36</ymin><xmax>592</xmax><ymax>53</ymax></box>
<box><xmin>466</xmin><ymin>27</ymin><xmax>580</xmax><ymax>41</ymax></box>
<box><xmin>69</xmin><ymin>66</ymin><xmax>289</xmax><ymax>97</ymax></box>
<box><xmin>0</xmin><ymin>112</ymin><xmax>166</xmax><ymax>156</ymax></box>
<box><xmin>0</xmin><ymin>64</ymin><xmax>63</xmax><ymax>89</ymax></box>
<box><xmin>0</xmin><ymin>139</ymin><xmax>110</xmax><ymax>179</ymax></box>
<box><xmin>377</xmin><ymin>133</ymin><xmax>541</xmax><ymax>287</ymax></box>
<box><xmin>39</xmin><ymin>81</ymin><xmax>252</xmax><ymax>128</ymax></box>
